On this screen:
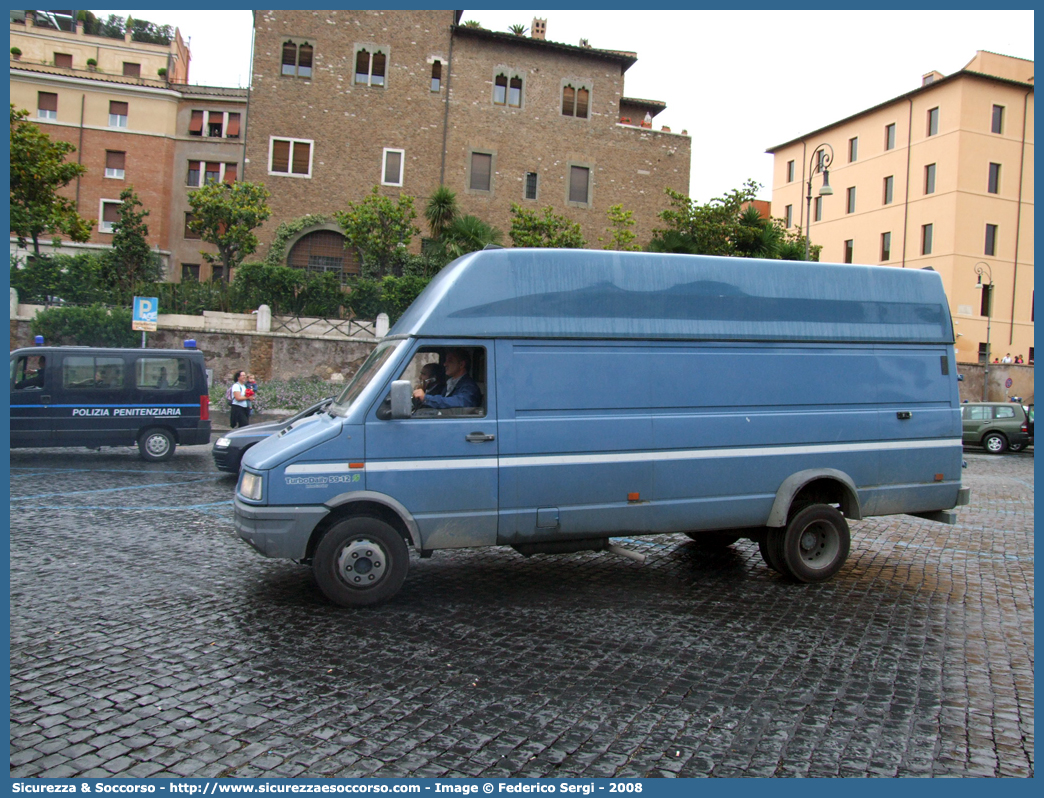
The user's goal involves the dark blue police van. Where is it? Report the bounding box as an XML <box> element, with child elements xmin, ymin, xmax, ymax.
<box><xmin>10</xmin><ymin>343</ymin><xmax>211</xmax><ymax>461</ymax></box>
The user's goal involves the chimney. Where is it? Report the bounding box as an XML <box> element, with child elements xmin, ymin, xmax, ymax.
<box><xmin>531</xmin><ymin>18</ymin><xmax>546</xmax><ymax>40</ymax></box>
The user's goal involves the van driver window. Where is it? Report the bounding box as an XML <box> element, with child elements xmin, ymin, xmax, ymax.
<box><xmin>397</xmin><ymin>346</ymin><xmax>486</xmax><ymax>417</ymax></box>
<box><xmin>13</xmin><ymin>355</ymin><xmax>46</xmax><ymax>390</ymax></box>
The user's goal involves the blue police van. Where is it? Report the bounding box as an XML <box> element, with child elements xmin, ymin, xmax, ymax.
<box><xmin>234</xmin><ymin>249</ymin><xmax>970</xmax><ymax>607</ymax></box>
<box><xmin>10</xmin><ymin>343</ymin><xmax>212</xmax><ymax>461</ymax></box>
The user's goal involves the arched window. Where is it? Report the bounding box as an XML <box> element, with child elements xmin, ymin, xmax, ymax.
<box><xmin>355</xmin><ymin>47</ymin><xmax>387</xmax><ymax>86</ymax></box>
<box><xmin>287</xmin><ymin>230</ymin><xmax>359</xmax><ymax>282</ymax></box>
<box><xmin>508</xmin><ymin>76</ymin><xmax>522</xmax><ymax>107</ymax></box>
<box><xmin>282</xmin><ymin>40</ymin><xmax>313</xmax><ymax>79</ymax></box>
<box><xmin>431</xmin><ymin>60</ymin><xmax>442</xmax><ymax>92</ymax></box>
<box><xmin>493</xmin><ymin>74</ymin><xmax>508</xmax><ymax>105</ymax></box>
<box><xmin>562</xmin><ymin>84</ymin><xmax>590</xmax><ymax>118</ymax></box>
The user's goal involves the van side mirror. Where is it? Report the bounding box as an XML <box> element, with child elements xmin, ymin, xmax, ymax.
<box><xmin>390</xmin><ymin>380</ymin><xmax>413</xmax><ymax>419</ymax></box>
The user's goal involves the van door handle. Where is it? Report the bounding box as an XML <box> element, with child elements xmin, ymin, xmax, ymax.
<box><xmin>465</xmin><ymin>432</ymin><xmax>495</xmax><ymax>443</ymax></box>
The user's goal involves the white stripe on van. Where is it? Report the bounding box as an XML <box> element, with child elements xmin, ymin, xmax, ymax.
<box><xmin>306</xmin><ymin>439</ymin><xmax>961</xmax><ymax>475</ymax></box>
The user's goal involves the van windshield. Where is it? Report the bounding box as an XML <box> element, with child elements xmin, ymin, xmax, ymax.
<box><xmin>327</xmin><ymin>340</ymin><xmax>402</xmax><ymax>418</ymax></box>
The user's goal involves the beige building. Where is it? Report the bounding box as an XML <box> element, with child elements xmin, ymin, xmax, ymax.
<box><xmin>9</xmin><ymin>11</ymin><xmax>246</xmax><ymax>282</ymax></box>
<box><xmin>768</xmin><ymin>52</ymin><xmax>1034</xmax><ymax>366</ymax></box>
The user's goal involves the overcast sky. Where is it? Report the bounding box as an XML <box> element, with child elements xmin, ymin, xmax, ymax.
<box><xmin>95</xmin><ymin>8</ymin><xmax>1034</xmax><ymax>202</ymax></box>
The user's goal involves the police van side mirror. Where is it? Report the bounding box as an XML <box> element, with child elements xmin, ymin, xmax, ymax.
<box><xmin>390</xmin><ymin>380</ymin><xmax>412</xmax><ymax>419</ymax></box>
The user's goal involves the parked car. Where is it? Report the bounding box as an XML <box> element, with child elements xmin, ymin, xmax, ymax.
<box><xmin>213</xmin><ymin>398</ymin><xmax>334</xmax><ymax>473</ymax></box>
<box><xmin>961</xmin><ymin>402</ymin><xmax>1032</xmax><ymax>453</ymax></box>
<box><xmin>1009</xmin><ymin>404</ymin><xmax>1034</xmax><ymax>451</ymax></box>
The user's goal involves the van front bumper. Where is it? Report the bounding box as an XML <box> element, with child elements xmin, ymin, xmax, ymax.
<box><xmin>234</xmin><ymin>498</ymin><xmax>329</xmax><ymax>559</ymax></box>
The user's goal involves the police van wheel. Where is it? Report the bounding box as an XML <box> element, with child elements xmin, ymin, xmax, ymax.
<box><xmin>313</xmin><ymin>516</ymin><xmax>409</xmax><ymax>608</ymax></box>
<box><xmin>773</xmin><ymin>504</ymin><xmax>850</xmax><ymax>583</ymax></box>
<box><xmin>138</xmin><ymin>428</ymin><xmax>175</xmax><ymax>461</ymax></box>
<box><xmin>758</xmin><ymin>536</ymin><xmax>783</xmax><ymax>572</ymax></box>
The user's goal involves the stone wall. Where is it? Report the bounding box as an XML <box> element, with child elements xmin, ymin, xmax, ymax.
<box><xmin>957</xmin><ymin>362</ymin><xmax>1034</xmax><ymax>404</ymax></box>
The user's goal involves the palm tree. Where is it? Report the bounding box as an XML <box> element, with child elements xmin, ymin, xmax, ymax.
<box><xmin>423</xmin><ymin>185</ymin><xmax>459</xmax><ymax>240</ymax></box>
<box><xmin>462</xmin><ymin>20</ymin><xmax>481</xmax><ymax>28</ymax></box>
<box><xmin>509</xmin><ymin>23</ymin><xmax>528</xmax><ymax>36</ymax></box>
<box><xmin>442</xmin><ymin>215</ymin><xmax>503</xmax><ymax>259</ymax></box>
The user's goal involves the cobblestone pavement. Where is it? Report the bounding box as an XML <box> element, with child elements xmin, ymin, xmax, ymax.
<box><xmin>10</xmin><ymin>443</ymin><xmax>1034</xmax><ymax>778</ymax></box>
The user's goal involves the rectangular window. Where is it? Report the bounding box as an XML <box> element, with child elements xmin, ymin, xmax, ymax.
<box><xmin>109</xmin><ymin>101</ymin><xmax>128</xmax><ymax>128</ymax></box>
<box><xmin>469</xmin><ymin>152</ymin><xmax>492</xmax><ymax>192</ymax></box>
<box><xmin>569</xmin><ymin>165</ymin><xmax>590</xmax><ymax>205</ymax></box>
<box><xmin>921</xmin><ymin>223</ymin><xmax>933</xmax><ymax>255</ymax></box>
<box><xmin>843</xmin><ymin>240</ymin><xmax>854</xmax><ymax>264</ymax></box>
<box><xmin>99</xmin><ymin>201</ymin><xmax>120</xmax><ymax>233</ymax></box>
<box><xmin>184</xmin><ymin>213</ymin><xmax>200</xmax><ymax>240</ymax></box>
<box><xmin>104</xmin><ymin>150</ymin><xmax>126</xmax><ymax>179</ymax></box>
<box><xmin>813</xmin><ymin>195</ymin><xmax>822</xmax><ymax>222</ymax></box>
<box><xmin>37</xmin><ymin>91</ymin><xmax>58</xmax><ymax>120</ymax></box>
<box><xmin>204</xmin><ymin>162</ymin><xmax>221</xmax><ymax>184</ymax></box>
<box><xmin>881</xmin><ymin>232</ymin><xmax>891</xmax><ymax>261</ymax></box>
<box><xmin>991</xmin><ymin>104</ymin><xmax>1004</xmax><ymax>134</ymax></box>
<box><xmin>525</xmin><ymin>172</ymin><xmax>538</xmax><ymax>201</ymax></box>
<box><xmin>927</xmin><ymin>107</ymin><xmax>939</xmax><ymax>136</ymax></box>
<box><xmin>431</xmin><ymin>60</ymin><xmax>441</xmax><ymax>92</ymax></box>
<box><xmin>181</xmin><ymin>263</ymin><xmax>200</xmax><ymax>281</ymax></box>
<box><xmin>223</xmin><ymin>163</ymin><xmax>237</xmax><ymax>184</ymax></box>
<box><xmin>988</xmin><ymin>162</ymin><xmax>1001</xmax><ymax>194</ymax></box>
<box><xmin>269</xmin><ymin>137</ymin><xmax>313</xmax><ymax>177</ymax></box>
<box><xmin>883</xmin><ymin>175</ymin><xmax>894</xmax><ymax>205</ymax></box>
<box><xmin>784</xmin><ymin>204</ymin><xmax>793</xmax><ymax>228</ymax></box>
<box><xmin>885</xmin><ymin>123</ymin><xmax>896</xmax><ymax>150</ymax></box>
<box><xmin>137</xmin><ymin>357</ymin><xmax>183</xmax><ymax>390</ymax></box>
<box><xmin>211</xmin><ymin>265</ymin><xmax>227</xmax><ymax>283</ymax></box>
<box><xmin>122</xmin><ymin>62</ymin><xmax>141</xmax><ymax>78</ymax></box>
<box><xmin>188</xmin><ymin>110</ymin><xmax>204</xmax><ymax>136</ymax></box>
<box><xmin>382</xmin><ymin>148</ymin><xmax>404</xmax><ymax>187</ymax></box>
<box><xmin>848</xmin><ymin>137</ymin><xmax>858</xmax><ymax>162</ymax></box>
<box><xmin>226</xmin><ymin>113</ymin><xmax>241</xmax><ymax>138</ymax></box>
<box><xmin>63</xmin><ymin>356</ymin><xmax>124</xmax><ymax>390</ymax></box>
<box><xmin>846</xmin><ymin>187</ymin><xmax>856</xmax><ymax>214</ymax></box>
<box><xmin>207</xmin><ymin>111</ymin><xmax>223</xmax><ymax>138</ymax></box>
<box><xmin>54</xmin><ymin>52</ymin><xmax>72</xmax><ymax>68</ymax></box>
<box><xmin>980</xmin><ymin>283</ymin><xmax>993</xmax><ymax>317</ymax></box>
<box><xmin>187</xmin><ymin>160</ymin><xmax>201</xmax><ymax>187</ymax></box>
<box><xmin>924</xmin><ymin>163</ymin><xmax>936</xmax><ymax>194</ymax></box>
<box><xmin>786</xmin><ymin>160</ymin><xmax>795</xmax><ymax>182</ymax></box>
<box><xmin>977</xmin><ymin>344</ymin><xmax>990</xmax><ymax>365</ymax></box>
<box><xmin>984</xmin><ymin>224</ymin><xmax>998</xmax><ymax>257</ymax></box>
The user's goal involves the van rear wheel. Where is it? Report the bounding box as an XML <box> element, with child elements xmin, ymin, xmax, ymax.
<box><xmin>771</xmin><ymin>504</ymin><xmax>850</xmax><ymax>583</ymax></box>
<box><xmin>138</xmin><ymin>428</ymin><xmax>175</xmax><ymax>462</ymax></box>
<box><xmin>313</xmin><ymin>516</ymin><xmax>409</xmax><ymax>607</ymax></box>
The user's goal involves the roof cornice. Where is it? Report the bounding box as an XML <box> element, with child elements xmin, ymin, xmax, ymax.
<box><xmin>451</xmin><ymin>24</ymin><xmax>638</xmax><ymax>71</ymax></box>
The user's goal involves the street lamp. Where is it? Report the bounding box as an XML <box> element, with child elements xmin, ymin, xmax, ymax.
<box><xmin>804</xmin><ymin>143</ymin><xmax>834</xmax><ymax>261</ymax></box>
<box><xmin>974</xmin><ymin>261</ymin><xmax>993</xmax><ymax>401</ymax></box>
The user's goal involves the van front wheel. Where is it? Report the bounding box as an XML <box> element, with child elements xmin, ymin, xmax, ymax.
<box><xmin>138</xmin><ymin>428</ymin><xmax>175</xmax><ymax>461</ymax></box>
<box><xmin>313</xmin><ymin>516</ymin><xmax>409</xmax><ymax>607</ymax></box>
<box><xmin>772</xmin><ymin>504</ymin><xmax>850</xmax><ymax>583</ymax></box>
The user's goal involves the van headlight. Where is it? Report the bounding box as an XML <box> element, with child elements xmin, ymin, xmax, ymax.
<box><xmin>239</xmin><ymin>471</ymin><xmax>263</xmax><ymax>501</ymax></box>
<box><xmin>215</xmin><ymin>437</ymin><xmax>231</xmax><ymax>448</ymax></box>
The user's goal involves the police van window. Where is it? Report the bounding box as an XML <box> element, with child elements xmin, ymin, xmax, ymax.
<box><xmin>138</xmin><ymin>357</ymin><xmax>184</xmax><ymax>390</ymax></box>
<box><xmin>13</xmin><ymin>355</ymin><xmax>46</xmax><ymax>390</ymax></box>
<box><xmin>400</xmin><ymin>346</ymin><xmax>486</xmax><ymax>418</ymax></box>
<box><xmin>64</xmin><ymin>356</ymin><xmax>125</xmax><ymax>389</ymax></box>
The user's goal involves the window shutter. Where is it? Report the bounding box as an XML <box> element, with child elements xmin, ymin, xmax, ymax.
<box><xmin>576</xmin><ymin>88</ymin><xmax>589</xmax><ymax>119</ymax></box>
<box><xmin>54</xmin><ymin>53</ymin><xmax>72</xmax><ymax>68</ymax></box>
<box><xmin>106</xmin><ymin>151</ymin><xmax>126</xmax><ymax>170</ymax></box>
<box><xmin>226</xmin><ymin>113</ymin><xmax>241</xmax><ymax>137</ymax></box>
<box><xmin>189</xmin><ymin>110</ymin><xmax>204</xmax><ymax>133</ymax></box>
<box><xmin>371</xmin><ymin>52</ymin><xmax>386</xmax><ymax>85</ymax></box>
<box><xmin>110</xmin><ymin>101</ymin><xmax>128</xmax><ymax>116</ymax></box>
<box><xmin>103</xmin><ymin>203</ymin><xmax>120</xmax><ymax>223</ymax></box>
<box><xmin>122</xmin><ymin>62</ymin><xmax>140</xmax><ymax>78</ymax></box>
<box><xmin>470</xmin><ymin>153</ymin><xmax>491</xmax><ymax>191</ymax></box>
<box><xmin>384</xmin><ymin>151</ymin><xmax>402</xmax><ymax>184</ymax></box>
<box><xmin>355</xmin><ymin>49</ymin><xmax>370</xmax><ymax>83</ymax></box>
<box><xmin>38</xmin><ymin>92</ymin><xmax>58</xmax><ymax>112</ymax></box>
<box><xmin>282</xmin><ymin>41</ymin><xmax>297</xmax><ymax>75</ymax></box>
<box><xmin>271</xmin><ymin>140</ymin><xmax>291</xmax><ymax>172</ymax></box>
<box><xmin>291</xmin><ymin>142</ymin><xmax>310</xmax><ymax>175</ymax></box>
<box><xmin>562</xmin><ymin>85</ymin><xmax>575</xmax><ymax>116</ymax></box>
<box><xmin>569</xmin><ymin>166</ymin><xmax>589</xmax><ymax>203</ymax></box>
<box><xmin>223</xmin><ymin>163</ymin><xmax>237</xmax><ymax>184</ymax></box>
<box><xmin>298</xmin><ymin>44</ymin><xmax>313</xmax><ymax>78</ymax></box>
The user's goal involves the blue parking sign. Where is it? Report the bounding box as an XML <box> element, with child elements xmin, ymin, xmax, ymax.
<box><xmin>133</xmin><ymin>296</ymin><xmax>158</xmax><ymax>331</ymax></box>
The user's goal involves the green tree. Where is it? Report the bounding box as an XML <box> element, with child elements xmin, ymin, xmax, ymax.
<box><xmin>509</xmin><ymin>23</ymin><xmax>528</xmax><ymax>35</ymax></box>
<box><xmin>9</xmin><ymin>105</ymin><xmax>93</xmax><ymax>256</ymax></box>
<box><xmin>423</xmin><ymin>184</ymin><xmax>459</xmax><ymax>239</ymax></box>
<box><xmin>103</xmin><ymin>186</ymin><xmax>162</xmax><ymax>294</ymax></box>
<box><xmin>30</xmin><ymin>304</ymin><xmax>138</xmax><ymax>348</ymax></box>
<box><xmin>509</xmin><ymin>205</ymin><xmax>586</xmax><ymax>248</ymax></box>
<box><xmin>599</xmin><ymin>204</ymin><xmax>641</xmax><ymax>251</ymax></box>
<box><xmin>440</xmin><ymin>215</ymin><xmax>503</xmax><ymax>259</ymax></box>
<box><xmin>187</xmin><ymin>180</ymin><xmax>272</xmax><ymax>281</ymax></box>
<box><xmin>335</xmin><ymin>186</ymin><xmax>421</xmax><ymax>276</ymax></box>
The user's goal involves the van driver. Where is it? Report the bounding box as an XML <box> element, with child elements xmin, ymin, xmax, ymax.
<box><xmin>412</xmin><ymin>349</ymin><xmax>481</xmax><ymax>409</ymax></box>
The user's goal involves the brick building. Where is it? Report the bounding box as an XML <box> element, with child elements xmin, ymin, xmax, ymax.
<box><xmin>767</xmin><ymin>52</ymin><xmax>1034</xmax><ymax>365</ymax></box>
<box><xmin>244</xmin><ymin>10</ymin><xmax>691</xmax><ymax>275</ymax></box>
<box><xmin>9</xmin><ymin>10</ymin><xmax>247</xmax><ymax>282</ymax></box>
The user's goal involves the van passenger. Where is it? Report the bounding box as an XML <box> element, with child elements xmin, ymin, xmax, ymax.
<box><xmin>413</xmin><ymin>349</ymin><xmax>481</xmax><ymax>409</ymax></box>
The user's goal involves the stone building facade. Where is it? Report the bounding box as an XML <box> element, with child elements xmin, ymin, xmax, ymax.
<box><xmin>244</xmin><ymin>10</ymin><xmax>691</xmax><ymax>270</ymax></box>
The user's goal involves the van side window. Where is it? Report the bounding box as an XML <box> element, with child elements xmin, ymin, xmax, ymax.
<box><xmin>397</xmin><ymin>346</ymin><xmax>486</xmax><ymax>418</ymax></box>
<box><xmin>64</xmin><ymin>356</ymin><xmax>125</xmax><ymax>390</ymax></box>
<box><xmin>12</xmin><ymin>355</ymin><xmax>46</xmax><ymax>390</ymax></box>
<box><xmin>137</xmin><ymin>357</ymin><xmax>185</xmax><ymax>390</ymax></box>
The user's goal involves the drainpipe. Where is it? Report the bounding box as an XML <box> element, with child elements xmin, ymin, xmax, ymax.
<box><xmin>1008</xmin><ymin>87</ymin><xmax>1030</xmax><ymax>346</ymax></box>
<box><xmin>241</xmin><ymin>12</ymin><xmax>256</xmax><ymax>181</ymax></box>
<box><xmin>75</xmin><ymin>94</ymin><xmax>86</xmax><ymax>209</ymax></box>
<box><xmin>797</xmin><ymin>141</ymin><xmax>807</xmax><ymax>232</ymax></box>
<box><xmin>439</xmin><ymin>21</ymin><xmax>455</xmax><ymax>186</ymax></box>
<box><xmin>900</xmin><ymin>97</ymin><xmax>913</xmax><ymax>268</ymax></box>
